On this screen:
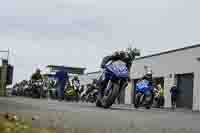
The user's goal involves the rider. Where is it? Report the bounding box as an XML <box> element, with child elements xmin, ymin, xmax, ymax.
<box><xmin>141</xmin><ymin>70</ymin><xmax>154</xmax><ymax>104</ymax></box>
<box><xmin>31</xmin><ymin>69</ymin><xmax>43</xmax><ymax>81</ymax></box>
<box><xmin>72</xmin><ymin>76</ymin><xmax>80</xmax><ymax>92</ymax></box>
<box><xmin>97</xmin><ymin>48</ymin><xmax>140</xmax><ymax>96</ymax></box>
<box><xmin>30</xmin><ymin>69</ymin><xmax>43</xmax><ymax>97</ymax></box>
<box><xmin>142</xmin><ymin>70</ymin><xmax>153</xmax><ymax>85</ymax></box>
<box><xmin>86</xmin><ymin>79</ymin><xmax>98</xmax><ymax>95</ymax></box>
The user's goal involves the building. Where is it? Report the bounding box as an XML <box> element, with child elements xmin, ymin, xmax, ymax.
<box><xmin>43</xmin><ymin>65</ymin><xmax>86</xmax><ymax>80</ymax></box>
<box><xmin>125</xmin><ymin>44</ymin><xmax>200</xmax><ymax>111</ymax></box>
<box><xmin>79</xmin><ymin>71</ymin><xmax>101</xmax><ymax>85</ymax></box>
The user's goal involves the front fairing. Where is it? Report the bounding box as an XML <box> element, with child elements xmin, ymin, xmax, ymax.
<box><xmin>105</xmin><ymin>60</ymin><xmax>129</xmax><ymax>79</ymax></box>
<box><xmin>136</xmin><ymin>80</ymin><xmax>152</xmax><ymax>94</ymax></box>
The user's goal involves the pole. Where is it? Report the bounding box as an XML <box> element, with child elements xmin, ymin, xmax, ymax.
<box><xmin>0</xmin><ymin>63</ymin><xmax>7</xmax><ymax>96</ymax></box>
<box><xmin>0</xmin><ymin>50</ymin><xmax>9</xmax><ymax>96</ymax></box>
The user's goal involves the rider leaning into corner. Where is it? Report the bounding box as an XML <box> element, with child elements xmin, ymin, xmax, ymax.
<box><xmin>97</xmin><ymin>48</ymin><xmax>140</xmax><ymax>98</ymax></box>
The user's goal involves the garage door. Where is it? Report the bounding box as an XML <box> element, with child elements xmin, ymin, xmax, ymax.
<box><xmin>176</xmin><ymin>73</ymin><xmax>194</xmax><ymax>109</ymax></box>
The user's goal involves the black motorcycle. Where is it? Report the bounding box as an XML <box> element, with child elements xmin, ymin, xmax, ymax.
<box><xmin>86</xmin><ymin>89</ymin><xmax>98</xmax><ymax>103</ymax></box>
<box><xmin>30</xmin><ymin>81</ymin><xmax>44</xmax><ymax>98</ymax></box>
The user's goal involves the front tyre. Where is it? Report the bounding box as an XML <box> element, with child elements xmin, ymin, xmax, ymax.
<box><xmin>96</xmin><ymin>92</ymin><xmax>102</xmax><ymax>107</ymax></box>
<box><xmin>101</xmin><ymin>83</ymin><xmax>120</xmax><ymax>108</ymax></box>
<box><xmin>145</xmin><ymin>106</ymin><xmax>151</xmax><ymax>109</ymax></box>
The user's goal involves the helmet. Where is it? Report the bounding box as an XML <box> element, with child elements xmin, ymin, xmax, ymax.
<box><xmin>36</xmin><ymin>68</ymin><xmax>41</xmax><ymax>73</ymax></box>
<box><xmin>119</xmin><ymin>51</ymin><xmax>126</xmax><ymax>58</ymax></box>
<box><xmin>74</xmin><ymin>76</ymin><xmax>79</xmax><ymax>80</ymax></box>
<box><xmin>113</xmin><ymin>51</ymin><xmax>120</xmax><ymax>56</ymax></box>
<box><xmin>92</xmin><ymin>79</ymin><xmax>98</xmax><ymax>84</ymax></box>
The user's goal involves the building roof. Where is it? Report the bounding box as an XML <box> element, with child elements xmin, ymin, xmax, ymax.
<box><xmin>86</xmin><ymin>71</ymin><xmax>101</xmax><ymax>75</ymax></box>
<box><xmin>47</xmin><ymin>65</ymin><xmax>86</xmax><ymax>75</ymax></box>
<box><xmin>136</xmin><ymin>44</ymin><xmax>200</xmax><ymax>60</ymax></box>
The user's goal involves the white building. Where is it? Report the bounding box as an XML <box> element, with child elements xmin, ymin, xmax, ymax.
<box><xmin>125</xmin><ymin>44</ymin><xmax>200</xmax><ymax>111</ymax></box>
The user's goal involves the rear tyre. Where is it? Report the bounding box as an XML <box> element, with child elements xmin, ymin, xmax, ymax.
<box><xmin>145</xmin><ymin>93</ymin><xmax>153</xmax><ymax>109</ymax></box>
<box><xmin>96</xmin><ymin>99</ymin><xmax>102</xmax><ymax>107</ymax></box>
<box><xmin>145</xmin><ymin>105</ymin><xmax>151</xmax><ymax>109</ymax></box>
<box><xmin>134</xmin><ymin>93</ymin><xmax>141</xmax><ymax>109</ymax></box>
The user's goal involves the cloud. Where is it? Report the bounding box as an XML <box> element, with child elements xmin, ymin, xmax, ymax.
<box><xmin>0</xmin><ymin>0</ymin><xmax>200</xmax><ymax>82</ymax></box>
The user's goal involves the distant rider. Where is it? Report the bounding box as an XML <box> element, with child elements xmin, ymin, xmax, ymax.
<box><xmin>30</xmin><ymin>69</ymin><xmax>43</xmax><ymax>97</ymax></box>
<box><xmin>72</xmin><ymin>76</ymin><xmax>80</xmax><ymax>93</ymax></box>
<box><xmin>31</xmin><ymin>69</ymin><xmax>43</xmax><ymax>81</ymax></box>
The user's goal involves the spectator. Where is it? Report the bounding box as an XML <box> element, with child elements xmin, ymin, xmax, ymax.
<box><xmin>170</xmin><ymin>85</ymin><xmax>179</xmax><ymax>110</ymax></box>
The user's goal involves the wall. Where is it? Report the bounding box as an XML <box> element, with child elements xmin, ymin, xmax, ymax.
<box><xmin>130</xmin><ymin>46</ymin><xmax>200</xmax><ymax>110</ymax></box>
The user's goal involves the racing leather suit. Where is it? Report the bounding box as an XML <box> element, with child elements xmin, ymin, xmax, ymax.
<box><xmin>97</xmin><ymin>51</ymin><xmax>134</xmax><ymax>96</ymax></box>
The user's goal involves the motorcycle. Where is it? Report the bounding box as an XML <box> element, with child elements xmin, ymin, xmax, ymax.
<box><xmin>31</xmin><ymin>80</ymin><xmax>44</xmax><ymax>98</ymax></box>
<box><xmin>134</xmin><ymin>79</ymin><xmax>154</xmax><ymax>109</ymax></box>
<box><xmin>23</xmin><ymin>83</ymin><xmax>32</xmax><ymax>97</ymax></box>
<box><xmin>80</xmin><ymin>89</ymin><xmax>88</xmax><ymax>102</ymax></box>
<box><xmin>64</xmin><ymin>85</ymin><xmax>79</xmax><ymax>102</ymax></box>
<box><xmin>86</xmin><ymin>89</ymin><xmax>98</xmax><ymax>103</ymax></box>
<box><xmin>96</xmin><ymin>60</ymin><xmax>129</xmax><ymax>108</ymax></box>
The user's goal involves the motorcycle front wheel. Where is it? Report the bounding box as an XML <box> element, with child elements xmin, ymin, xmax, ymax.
<box><xmin>96</xmin><ymin>92</ymin><xmax>103</xmax><ymax>107</ymax></box>
<box><xmin>101</xmin><ymin>82</ymin><xmax>120</xmax><ymax>109</ymax></box>
<box><xmin>144</xmin><ymin>93</ymin><xmax>153</xmax><ymax>109</ymax></box>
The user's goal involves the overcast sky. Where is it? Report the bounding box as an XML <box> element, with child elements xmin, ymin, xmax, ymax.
<box><xmin>0</xmin><ymin>0</ymin><xmax>200</xmax><ymax>82</ymax></box>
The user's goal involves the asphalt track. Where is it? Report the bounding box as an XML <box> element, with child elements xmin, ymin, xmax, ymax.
<box><xmin>0</xmin><ymin>97</ymin><xmax>200</xmax><ymax>132</ymax></box>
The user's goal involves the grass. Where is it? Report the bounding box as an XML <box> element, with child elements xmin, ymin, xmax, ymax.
<box><xmin>0</xmin><ymin>113</ymin><xmax>199</xmax><ymax>133</ymax></box>
<box><xmin>0</xmin><ymin>113</ymin><xmax>56</xmax><ymax>133</ymax></box>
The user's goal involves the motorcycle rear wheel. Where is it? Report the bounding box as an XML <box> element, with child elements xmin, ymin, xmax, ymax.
<box><xmin>134</xmin><ymin>93</ymin><xmax>142</xmax><ymax>108</ymax></box>
<box><xmin>145</xmin><ymin>106</ymin><xmax>151</xmax><ymax>109</ymax></box>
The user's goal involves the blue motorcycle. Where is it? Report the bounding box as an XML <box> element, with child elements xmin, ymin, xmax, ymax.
<box><xmin>134</xmin><ymin>79</ymin><xmax>154</xmax><ymax>109</ymax></box>
<box><xmin>96</xmin><ymin>60</ymin><xmax>129</xmax><ymax>108</ymax></box>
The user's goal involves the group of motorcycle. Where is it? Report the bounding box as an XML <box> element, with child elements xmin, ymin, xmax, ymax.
<box><xmin>12</xmin><ymin>77</ymin><xmax>99</xmax><ymax>104</ymax></box>
<box><xmin>12</xmin><ymin>80</ymin><xmax>48</xmax><ymax>98</ymax></box>
<box><xmin>80</xmin><ymin>83</ymin><xmax>99</xmax><ymax>103</ymax></box>
<box><xmin>93</xmin><ymin>59</ymin><xmax>163</xmax><ymax>109</ymax></box>
<box><xmin>12</xmin><ymin>47</ymin><xmax>163</xmax><ymax>110</ymax></box>
<box><xmin>64</xmin><ymin>80</ymin><xmax>99</xmax><ymax>103</ymax></box>
<box><xmin>92</xmin><ymin>48</ymin><xmax>164</xmax><ymax>109</ymax></box>
<box><xmin>94</xmin><ymin>61</ymin><xmax>163</xmax><ymax>109</ymax></box>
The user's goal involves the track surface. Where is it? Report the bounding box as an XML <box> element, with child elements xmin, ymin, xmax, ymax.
<box><xmin>0</xmin><ymin>97</ymin><xmax>200</xmax><ymax>132</ymax></box>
